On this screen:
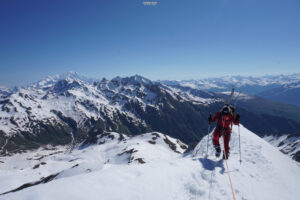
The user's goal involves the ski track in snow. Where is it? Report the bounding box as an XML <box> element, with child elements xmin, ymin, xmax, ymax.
<box><xmin>0</xmin><ymin>125</ymin><xmax>299</xmax><ymax>200</ymax></box>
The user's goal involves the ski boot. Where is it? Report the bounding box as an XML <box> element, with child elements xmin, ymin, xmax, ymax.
<box><xmin>214</xmin><ymin>145</ymin><xmax>221</xmax><ymax>157</ymax></box>
<box><xmin>223</xmin><ymin>152</ymin><xmax>230</xmax><ymax>160</ymax></box>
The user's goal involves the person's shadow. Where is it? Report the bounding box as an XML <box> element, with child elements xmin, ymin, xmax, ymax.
<box><xmin>197</xmin><ymin>157</ymin><xmax>225</xmax><ymax>174</ymax></box>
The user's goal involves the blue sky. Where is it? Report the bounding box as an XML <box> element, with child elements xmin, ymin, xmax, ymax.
<box><xmin>0</xmin><ymin>0</ymin><xmax>299</xmax><ymax>86</ymax></box>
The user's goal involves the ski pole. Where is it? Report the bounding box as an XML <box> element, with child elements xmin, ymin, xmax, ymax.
<box><xmin>238</xmin><ymin>125</ymin><xmax>242</xmax><ymax>164</ymax></box>
<box><xmin>207</xmin><ymin>124</ymin><xmax>211</xmax><ymax>155</ymax></box>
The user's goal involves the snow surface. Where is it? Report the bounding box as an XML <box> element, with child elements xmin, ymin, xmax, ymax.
<box><xmin>0</xmin><ymin>125</ymin><xmax>299</xmax><ymax>200</ymax></box>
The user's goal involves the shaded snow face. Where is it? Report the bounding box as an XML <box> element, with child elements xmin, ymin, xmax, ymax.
<box><xmin>0</xmin><ymin>125</ymin><xmax>300</xmax><ymax>200</ymax></box>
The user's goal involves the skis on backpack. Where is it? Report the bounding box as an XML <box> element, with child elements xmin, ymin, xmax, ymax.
<box><xmin>225</xmin><ymin>87</ymin><xmax>235</xmax><ymax>106</ymax></box>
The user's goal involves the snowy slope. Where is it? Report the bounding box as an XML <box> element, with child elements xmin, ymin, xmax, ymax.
<box><xmin>0</xmin><ymin>125</ymin><xmax>299</xmax><ymax>200</ymax></box>
<box><xmin>193</xmin><ymin>125</ymin><xmax>300</xmax><ymax>200</ymax></box>
<box><xmin>264</xmin><ymin>133</ymin><xmax>300</xmax><ymax>162</ymax></box>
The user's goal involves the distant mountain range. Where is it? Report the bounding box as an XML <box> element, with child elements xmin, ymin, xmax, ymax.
<box><xmin>161</xmin><ymin>73</ymin><xmax>300</xmax><ymax>106</ymax></box>
<box><xmin>0</xmin><ymin>72</ymin><xmax>300</xmax><ymax>162</ymax></box>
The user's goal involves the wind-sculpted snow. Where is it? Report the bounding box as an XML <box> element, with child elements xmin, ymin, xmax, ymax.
<box><xmin>0</xmin><ymin>126</ymin><xmax>299</xmax><ymax>200</ymax></box>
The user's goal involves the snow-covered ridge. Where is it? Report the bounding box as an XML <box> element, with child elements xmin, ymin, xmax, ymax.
<box><xmin>0</xmin><ymin>125</ymin><xmax>299</xmax><ymax>200</ymax></box>
<box><xmin>0</xmin><ymin>73</ymin><xmax>218</xmax><ymax>136</ymax></box>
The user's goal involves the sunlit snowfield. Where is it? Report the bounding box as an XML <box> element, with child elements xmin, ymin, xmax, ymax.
<box><xmin>0</xmin><ymin>125</ymin><xmax>299</xmax><ymax>200</ymax></box>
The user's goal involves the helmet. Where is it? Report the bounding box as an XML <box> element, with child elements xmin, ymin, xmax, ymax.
<box><xmin>222</xmin><ymin>106</ymin><xmax>230</xmax><ymax>115</ymax></box>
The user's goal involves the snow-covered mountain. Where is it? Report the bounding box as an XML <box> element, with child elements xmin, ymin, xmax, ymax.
<box><xmin>162</xmin><ymin>73</ymin><xmax>300</xmax><ymax>90</ymax></box>
<box><xmin>1</xmin><ymin>72</ymin><xmax>300</xmax><ymax>163</ymax></box>
<box><xmin>258</xmin><ymin>81</ymin><xmax>300</xmax><ymax>106</ymax></box>
<box><xmin>161</xmin><ymin>73</ymin><xmax>300</xmax><ymax>106</ymax></box>
<box><xmin>0</xmin><ymin>125</ymin><xmax>299</xmax><ymax>200</ymax></box>
<box><xmin>264</xmin><ymin>133</ymin><xmax>300</xmax><ymax>162</ymax></box>
<box><xmin>0</xmin><ymin>72</ymin><xmax>220</xmax><ymax>155</ymax></box>
<box><xmin>0</xmin><ymin>86</ymin><xmax>11</xmax><ymax>97</ymax></box>
<box><xmin>0</xmin><ymin>72</ymin><xmax>217</xmax><ymax>136</ymax></box>
<box><xmin>34</xmin><ymin>72</ymin><xmax>94</xmax><ymax>89</ymax></box>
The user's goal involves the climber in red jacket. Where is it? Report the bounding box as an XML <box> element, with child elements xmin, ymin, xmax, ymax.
<box><xmin>209</xmin><ymin>105</ymin><xmax>240</xmax><ymax>159</ymax></box>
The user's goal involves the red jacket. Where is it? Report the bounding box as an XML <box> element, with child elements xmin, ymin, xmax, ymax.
<box><xmin>210</xmin><ymin>112</ymin><xmax>239</xmax><ymax>129</ymax></box>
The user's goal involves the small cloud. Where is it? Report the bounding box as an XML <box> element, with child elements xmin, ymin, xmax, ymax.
<box><xmin>142</xmin><ymin>1</ymin><xmax>158</xmax><ymax>6</ymax></box>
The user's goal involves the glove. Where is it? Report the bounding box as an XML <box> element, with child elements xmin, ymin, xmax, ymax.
<box><xmin>208</xmin><ymin>114</ymin><xmax>212</xmax><ymax>123</ymax></box>
<box><xmin>236</xmin><ymin>113</ymin><xmax>240</xmax><ymax>121</ymax></box>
